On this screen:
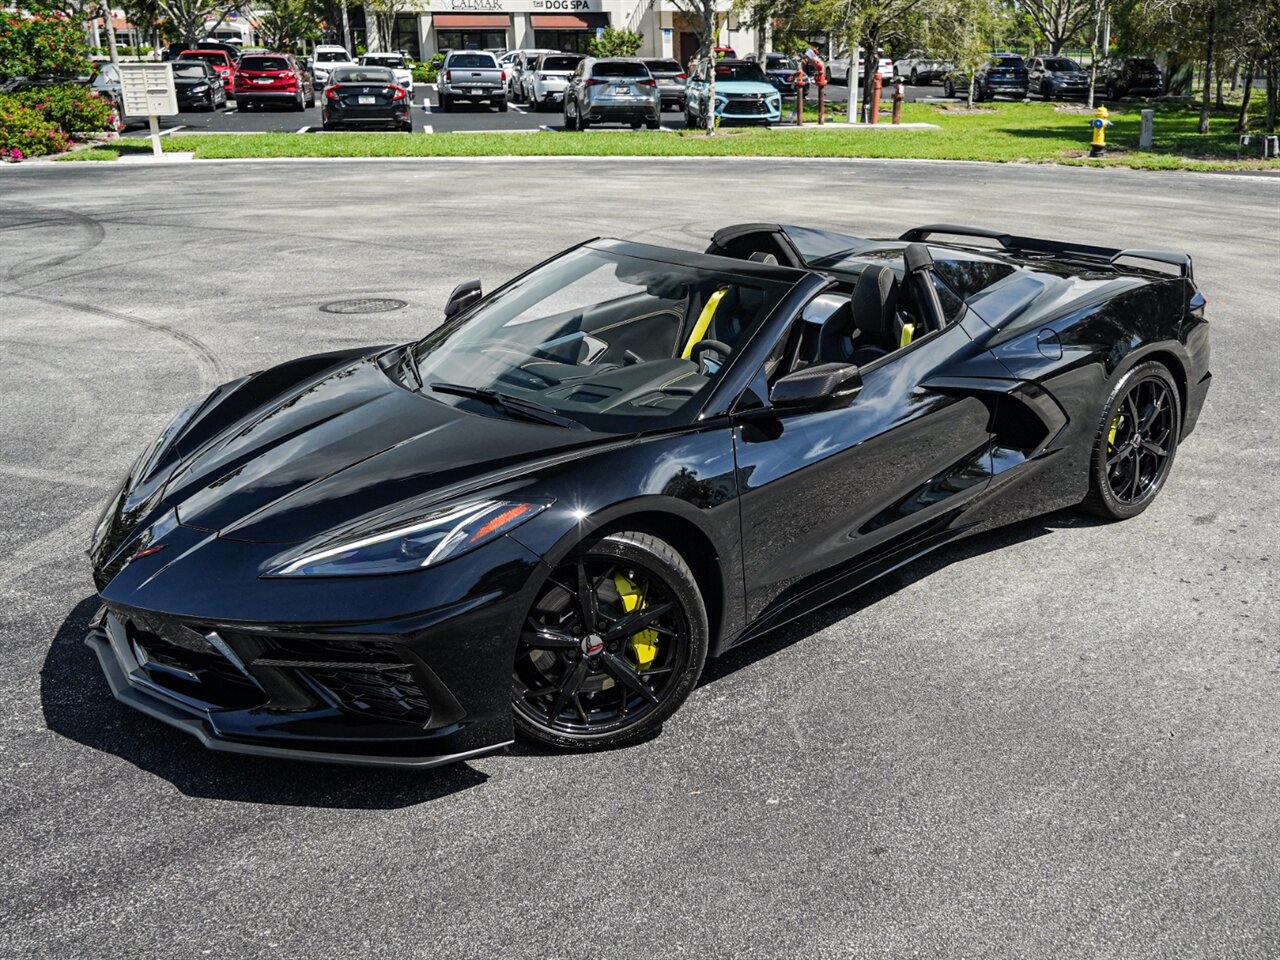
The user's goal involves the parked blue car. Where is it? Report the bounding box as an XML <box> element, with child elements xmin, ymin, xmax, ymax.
<box><xmin>685</xmin><ymin>58</ymin><xmax>782</xmax><ymax>128</ymax></box>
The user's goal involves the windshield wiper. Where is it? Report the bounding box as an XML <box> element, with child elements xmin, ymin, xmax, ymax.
<box><xmin>429</xmin><ymin>382</ymin><xmax>586</xmax><ymax>430</ymax></box>
<box><xmin>401</xmin><ymin>346</ymin><xmax>423</xmax><ymax>389</ymax></box>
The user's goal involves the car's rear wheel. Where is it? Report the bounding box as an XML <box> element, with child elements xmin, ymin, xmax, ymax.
<box><xmin>512</xmin><ymin>531</ymin><xmax>708</xmax><ymax>751</ymax></box>
<box><xmin>943</xmin><ymin>78</ymin><xmax>955</xmax><ymax>98</ymax></box>
<box><xmin>564</xmin><ymin>98</ymin><xmax>578</xmax><ymax>130</ymax></box>
<box><xmin>1082</xmin><ymin>360</ymin><xmax>1181</xmax><ymax>520</ymax></box>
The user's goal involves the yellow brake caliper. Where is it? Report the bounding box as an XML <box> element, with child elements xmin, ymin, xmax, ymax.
<box><xmin>613</xmin><ymin>573</ymin><xmax>658</xmax><ymax>670</ymax></box>
<box><xmin>1108</xmin><ymin>413</ymin><xmax>1122</xmax><ymax>453</ymax></box>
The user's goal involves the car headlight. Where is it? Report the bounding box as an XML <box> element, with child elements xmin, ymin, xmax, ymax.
<box><xmin>265</xmin><ymin>498</ymin><xmax>552</xmax><ymax>577</ymax></box>
<box><xmin>191</xmin><ymin>84</ymin><xmax>209</xmax><ymax>93</ymax></box>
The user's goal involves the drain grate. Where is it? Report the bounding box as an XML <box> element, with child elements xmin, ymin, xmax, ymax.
<box><xmin>320</xmin><ymin>298</ymin><xmax>408</xmax><ymax>315</ymax></box>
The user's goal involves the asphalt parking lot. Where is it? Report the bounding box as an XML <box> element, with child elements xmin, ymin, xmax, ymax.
<box><xmin>121</xmin><ymin>81</ymin><xmax>946</xmax><ymax>136</ymax></box>
<box><xmin>2</xmin><ymin>159</ymin><xmax>1278</xmax><ymax>959</ymax></box>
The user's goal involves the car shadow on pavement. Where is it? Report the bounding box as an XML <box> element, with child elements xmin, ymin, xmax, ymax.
<box><xmin>40</xmin><ymin>596</ymin><xmax>488</xmax><ymax>809</ymax></box>
<box><xmin>699</xmin><ymin>507</ymin><xmax>1105</xmax><ymax>687</ymax></box>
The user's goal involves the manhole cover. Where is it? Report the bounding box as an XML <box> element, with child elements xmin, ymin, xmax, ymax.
<box><xmin>320</xmin><ymin>298</ymin><xmax>408</xmax><ymax>315</ymax></box>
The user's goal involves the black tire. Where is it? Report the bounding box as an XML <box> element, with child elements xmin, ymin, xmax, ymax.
<box><xmin>563</xmin><ymin>99</ymin><xmax>577</xmax><ymax>130</ymax></box>
<box><xmin>943</xmin><ymin>78</ymin><xmax>955</xmax><ymax>98</ymax></box>
<box><xmin>1041</xmin><ymin>83</ymin><xmax>1053</xmax><ymax>101</ymax></box>
<box><xmin>496</xmin><ymin>98</ymin><xmax>508</xmax><ymax>112</ymax></box>
<box><xmin>292</xmin><ymin>90</ymin><xmax>305</xmax><ymax>111</ymax></box>
<box><xmin>684</xmin><ymin>104</ymin><xmax>696</xmax><ymax>129</ymax></box>
<box><xmin>512</xmin><ymin>531</ymin><xmax>709</xmax><ymax>751</ymax></box>
<box><xmin>307</xmin><ymin>88</ymin><xmax>316</xmax><ymax>108</ymax></box>
<box><xmin>909</xmin><ymin>68</ymin><xmax>919</xmax><ymax>85</ymax></box>
<box><xmin>645</xmin><ymin>117</ymin><xmax>660</xmax><ymax>130</ymax></box>
<box><xmin>1081</xmin><ymin>360</ymin><xmax>1182</xmax><ymax>520</ymax></box>
<box><xmin>439</xmin><ymin>93</ymin><xmax>451</xmax><ymax>113</ymax></box>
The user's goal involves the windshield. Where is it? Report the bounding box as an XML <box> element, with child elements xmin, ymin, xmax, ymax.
<box><xmin>332</xmin><ymin>67</ymin><xmax>395</xmax><ymax>83</ymax></box>
<box><xmin>993</xmin><ymin>56</ymin><xmax>1025</xmax><ymax>69</ymax></box>
<box><xmin>714</xmin><ymin>62</ymin><xmax>768</xmax><ymax>83</ymax></box>
<box><xmin>644</xmin><ymin>59</ymin><xmax>682</xmax><ymax>73</ymax></box>
<box><xmin>411</xmin><ymin>246</ymin><xmax>792</xmax><ymax>432</ymax></box>
<box><xmin>449</xmin><ymin>53</ymin><xmax>497</xmax><ymax>68</ymax></box>
<box><xmin>1043</xmin><ymin>58</ymin><xmax>1081</xmax><ymax>71</ymax></box>
<box><xmin>316</xmin><ymin>50</ymin><xmax>352</xmax><ymax>63</ymax></box>
<box><xmin>182</xmin><ymin>51</ymin><xmax>227</xmax><ymax>65</ymax></box>
<box><xmin>172</xmin><ymin>63</ymin><xmax>210</xmax><ymax>78</ymax></box>
<box><xmin>362</xmin><ymin>55</ymin><xmax>405</xmax><ymax>67</ymax></box>
<box><xmin>241</xmin><ymin>56</ymin><xmax>290</xmax><ymax>71</ymax></box>
<box><xmin>541</xmin><ymin>56</ymin><xmax>582</xmax><ymax>72</ymax></box>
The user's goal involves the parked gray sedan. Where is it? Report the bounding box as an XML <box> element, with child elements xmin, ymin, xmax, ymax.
<box><xmin>563</xmin><ymin>58</ymin><xmax>660</xmax><ymax>130</ymax></box>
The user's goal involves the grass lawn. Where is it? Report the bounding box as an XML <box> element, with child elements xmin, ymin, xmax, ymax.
<box><xmin>62</xmin><ymin>100</ymin><xmax>1280</xmax><ymax>171</ymax></box>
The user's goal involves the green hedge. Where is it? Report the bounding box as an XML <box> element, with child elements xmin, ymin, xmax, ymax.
<box><xmin>0</xmin><ymin>104</ymin><xmax>71</xmax><ymax>158</ymax></box>
<box><xmin>411</xmin><ymin>53</ymin><xmax>444</xmax><ymax>84</ymax></box>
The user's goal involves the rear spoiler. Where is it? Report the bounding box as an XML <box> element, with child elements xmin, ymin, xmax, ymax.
<box><xmin>899</xmin><ymin>224</ymin><xmax>1193</xmax><ymax>280</ymax></box>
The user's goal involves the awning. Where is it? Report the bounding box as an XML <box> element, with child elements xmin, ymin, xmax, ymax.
<box><xmin>530</xmin><ymin>13</ymin><xmax>608</xmax><ymax>29</ymax></box>
<box><xmin>432</xmin><ymin>13</ymin><xmax>511</xmax><ymax>28</ymax></box>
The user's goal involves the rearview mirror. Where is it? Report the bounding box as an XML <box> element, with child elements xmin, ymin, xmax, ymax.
<box><xmin>769</xmin><ymin>362</ymin><xmax>862</xmax><ymax>410</ymax></box>
<box><xmin>444</xmin><ymin>279</ymin><xmax>482</xmax><ymax>319</ymax></box>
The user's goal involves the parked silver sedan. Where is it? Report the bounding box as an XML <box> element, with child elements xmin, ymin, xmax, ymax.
<box><xmin>520</xmin><ymin>53</ymin><xmax>584</xmax><ymax>111</ymax></box>
<box><xmin>563</xmin><ymin>57</ymin><xmax>660</xmax><ymax>130</ymax></box>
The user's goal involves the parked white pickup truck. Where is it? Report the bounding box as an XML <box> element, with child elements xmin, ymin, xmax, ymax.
<box><xmin>436</xmin><ymin>51</ymin><xmax>507</xmax><ymax>112</ymax></box>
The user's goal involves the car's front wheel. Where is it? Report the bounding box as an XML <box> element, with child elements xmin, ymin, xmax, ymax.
<box><xmin>512</xmin><ymin>531</ymin><xmax>709</xmax><ymax>751</ymax></box>
<box><xmin>1082</xmin><ymin>360</ymin><xmax>1182</xmax><ymax>520</ymax></box>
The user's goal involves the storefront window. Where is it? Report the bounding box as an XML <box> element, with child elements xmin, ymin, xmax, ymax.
<box><xmin>392</xmin><ymin>14</ymin><xmax>419</xmax><ymax>60</ymax></box>
<box><xmin>533</xmin><ymin>31</ymin><xmax>593</xmax><ymax>55</ymax></box>
<box><xmin>437</xmin><ymin>30</ymin><xmax>508</xmax><ymax>53</ymax></box>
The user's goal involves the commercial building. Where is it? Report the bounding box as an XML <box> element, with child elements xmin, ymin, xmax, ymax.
<box><xmin>370</xmin><ymin>0</ymin><xmax>762</xmax><ymax>64</ymax></box>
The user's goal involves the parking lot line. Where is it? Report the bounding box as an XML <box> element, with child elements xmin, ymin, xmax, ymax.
<box><xmin>296</xmin><ymin>125</ymin><xmax>310</xmax><ymax>134</ymax></box>
<box><xmin>159</xmin><ymin>125</ymin><xmax>186</xmax><ymax>137</ymax></box>
<box><xmin>510</xmin><ymin>104</ymin><xmax>526</xmax><ymax>114</ymax></box>
<box><xmin>422</xmin><ymin>124</ymin><xmax>434</xmax><ymax>134</ymax></box>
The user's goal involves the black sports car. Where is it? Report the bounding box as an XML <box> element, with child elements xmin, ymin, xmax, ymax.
<box><xmin>86</xmin><ymin>223</ymin><xmax>1211</xmax><ymax>768</ymax></box>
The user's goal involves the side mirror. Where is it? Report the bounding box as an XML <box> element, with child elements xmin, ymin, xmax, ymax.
<box><xmin>444</xmin><ymin>278</ymin><xmax>482</xmax><ymax>319</ymax></box>
<box><xmin>769</xmin><ymin>362</ymin><xmax>862</xmax><ymax>411</ymax></box>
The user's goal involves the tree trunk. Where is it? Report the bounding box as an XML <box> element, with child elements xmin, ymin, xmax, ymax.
<box><xmin>703</xmin><ymin>1</ymin><xmax>715</xmax><ymax>136</ymax></box>
<box><xmin>1267</xmin><ymin>58</ymin><xmax>1278</xmax><ymax>134</ymax></box>
<box><xmin>1236</xmin><ymin>61</ymin><xmax>1254</xmax><ymax>132</ymax></box>
<box><xmin>861</xmin><ymin>25</ymin><xmax>880</xmax><ymax>123</ymax></box>
<box><xmin>1198</xmin><ymin>6</ymin><xmax>1215</xmax><ymax>134</ymax></box>
<box><xmin>1215</xmin><ymin>57</ymin><xmax>1225</xmax><ymax>108</ymax></box>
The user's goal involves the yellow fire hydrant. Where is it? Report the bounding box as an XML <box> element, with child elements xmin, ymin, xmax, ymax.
<box><xmin>1089</xmin><ymin>105</ymin><xmax>1112</xmax><ymax>158</ymax></box>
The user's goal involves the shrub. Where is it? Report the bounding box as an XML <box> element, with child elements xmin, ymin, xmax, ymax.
<box><xmin>412</xmin><ymin>53</ymin><xmax>444</xmax><ymax>84</ymax></box>
<box><xmin>12</xmin><ymin>84</ymin><xmax>111</xmax><ymax>134</ymax></box>
<box><xmin>0</xmin><ymin>11</ymin><xmax>90</xmax><ymax>80</ymax></box>
<box><xmin>0</xmin><ymin>102</ymin><xmax>71</xmax><ymax>157</ymax></box>
<box><xmin>588</xmin><ymin>27</ymin><xmax>641</xmax><ymax>58</ymax></box>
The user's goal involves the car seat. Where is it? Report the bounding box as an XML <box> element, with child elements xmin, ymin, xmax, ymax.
<box><xmin>848</xmin><ymin>265</ymin><xmax>902</xmax><ymax>365</ymax></box>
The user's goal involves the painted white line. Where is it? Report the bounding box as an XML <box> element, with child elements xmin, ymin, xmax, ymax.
<box><xmin>224</xmin><ymin>108</ymin><xmax>237</xmax><ymax>115</ymax></box>
<box><xmin>157</xmin><ymin>125</ymin><xmax>186</xmax><ymax>137</ymax></box>
<box><xmin>510</xmin><ymin>104</ymin><xmax>526</xmax><ymax>114</ymax></box>
<box><xmin>421</xmin><ymin>124</ymin><xmax>434</xmax><ymax>134</ymax></box>
<box><xmin>296</xmin><ymin>125</ymin><xmax>310</xmax><ymax>133</ymax></box>
<box><xmin>423</xmin><ymin>101</ymin><xmax>433</xmax><ymax>114</ymax></box>
<box><xmin>538</xmin><ymin>124</ymin><xmax>556</xmax><ymax>132</ymax></box>
<box><xmin>659</xmin><ymin>126</ymin><xmax>674</xmax><ymax>132</ymax></box>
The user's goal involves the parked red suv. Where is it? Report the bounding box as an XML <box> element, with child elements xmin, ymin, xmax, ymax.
<box><xmin>234</xmin><ymin>52</ymin><xmax>315</xmax><ymax>111</ymax></box>
<box><xmin>178</xmin><ymin>49</ymin><xmax>238</xmax><ymax>98</ymax></box>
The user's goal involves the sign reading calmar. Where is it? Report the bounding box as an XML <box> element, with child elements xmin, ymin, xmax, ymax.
<box><xmin>427</xmin><ymin>0</ymin><xmax>605</xmax><ymax>11</ymax></box>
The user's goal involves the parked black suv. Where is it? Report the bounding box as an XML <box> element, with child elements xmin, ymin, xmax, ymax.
<box><xmin>943</xmin><ymin>54</ymin><xmax>1028</xmax><ymax>101</ymax></box>
<box><xmin>1099</xmin><ymin>58</ymin><xmax>1163</xmax><ymax>99</ymax></box>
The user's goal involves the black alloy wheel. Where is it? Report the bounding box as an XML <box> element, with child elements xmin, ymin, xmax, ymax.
<box><xmin>910</xmin><ymin>68</ymin><xmax>919</xmax><ymax>85</ymax></box>
<box><xmin>1083</xmin><ymin>361</ymin><xmax>1182</xmax><ymax>519</ymax></box>
<box><xmin>943</xmin><ymin>78</ymin><xmax>955</xmax><ymax>98</ymax></box>
<box><xmin>512</xmin><ymin>531</ymin><xmax>708</xmax><ymax>750</ymax></box>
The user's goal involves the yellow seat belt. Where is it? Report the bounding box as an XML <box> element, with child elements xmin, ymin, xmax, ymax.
<box><xmin>680</xmin><ymin>288</ymin><xmax>728</xmax><ymax>359</ymax></box>
<box><xmin>899</xmin><ymin>322</ymin><xmax>916</xmax><ymax>349</ymax></box>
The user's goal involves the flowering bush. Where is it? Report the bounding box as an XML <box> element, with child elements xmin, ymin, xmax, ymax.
<box><xmin>0</xmin><ymin>102</ymin><xmax>70</xmax><ymax>157</ymax></box>
<box><xmin>0</xmin><ymin>11</ymin><xmax>90</xmax><ymax>80</ymax></box>
<box><xmin>11</xmin><ymin>84</ymin><xmax>112</xmax><ymax>134</ymax></box>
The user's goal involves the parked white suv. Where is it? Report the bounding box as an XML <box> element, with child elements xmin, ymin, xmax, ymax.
<box><xmin>311</xmin><ymin>45</ymin><xmax>356</xmax><ymax>85</ymax></box>
<box><xmin>360</xmin><ymin>52</ymin><xmax>414</xmax><ymax>94</ymax></box>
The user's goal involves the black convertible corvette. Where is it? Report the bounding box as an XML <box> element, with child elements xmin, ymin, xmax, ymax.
<box><xmin>86</xmin><ymin>223</ymin><xmax>1211</xmax><ymax>767</ymax></box>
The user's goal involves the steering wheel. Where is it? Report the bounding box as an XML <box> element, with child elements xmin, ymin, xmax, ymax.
<box><xmin>691</xmin><ymin>339</ymin><xmax>733</xmax><ymax>375</ymax></box>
